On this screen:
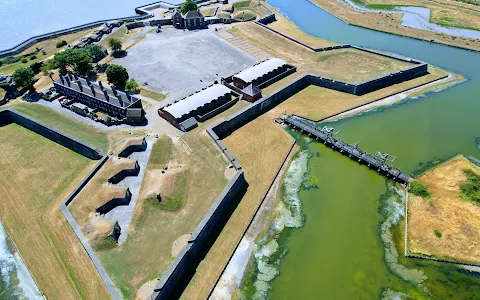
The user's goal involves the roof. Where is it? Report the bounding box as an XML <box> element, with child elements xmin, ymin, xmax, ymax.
<box><xmin>184</xmin><ymin>10</ymin><xmax>204</xmax><ymax>19</ymax></box>
<box><xmin>162</xmin><ymin>84</ymin><xmax>231</xmax><ymax>119</ymax></box>
<box><xmin>54</xmin><ymin>74</ymin><xmax>141</xmax><ymax>109</ymax></box>
<box><xmin>180</xmin><ymin>117</ymin><xmax>198</xmax><ymax>131</ymax></box>
<box><xmin>233</xmin><ymin>58</ymin><xmax>287</xmax><ymax>84</ymax></box>
<box><xmin>72</xmin><ymin>103</ymin><xmax>88</xmax><ymax>110</ymax></box>
<box><xmin>242</xmin><ymin>83</ymin><xmax>261</xmax><ymax>96</ymax></box>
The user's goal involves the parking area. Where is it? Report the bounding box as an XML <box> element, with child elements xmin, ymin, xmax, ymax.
<box><xmin>111</xmin><ymin>26</ymin><xmax>258</xmax><ymax>100</ymax></box>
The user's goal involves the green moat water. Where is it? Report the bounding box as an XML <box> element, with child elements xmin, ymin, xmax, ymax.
<box><xmin>241</xmin><ymin>0</ymin><xmax>480</xmax><ymax>298</ymax></box>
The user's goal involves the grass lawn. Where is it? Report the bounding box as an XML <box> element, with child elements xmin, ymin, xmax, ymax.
<box><xmin>229</xmin><ymin>23</ymin><xmax>417</xmax><ymax>83</ymax></box>
<box><xmin>0</xmin><ymin>27</ymin><xmax>101</xmax><ymax>75</ymax></box>
<box><xmin>201</xmin><ymin>8</ymin><xmax>217</xmax><ymax>17</ymax></box>
<box><xmin>234</xmin><ymin>11</ymin><xmax>257</xmax><ymax>21</ymax></box>
<box><xmin>10</xmin><ymin>103</ymin><xmax>109</xmax><ymax>152</ymax></box>
<box><xmin>0</xmin><ymin>123</ymin><xmax>110</xmax><ymax>300</ymax></box>
<box><xmin>233</xmin><ymin>0</ymin><xmax>252</xmax><ymax>9</ymax></box>
<box><xmin>265</xmin><ymin>66</ymin><xmax>450</xmax><ymax>121</ymax></box>
<box><xmin>139</xmin><ymin>87</ymin><xmax>166</xmax><ymax>101</ymax></box>
<box><xmin>96</xmin><ymin>133</ymin><xmax>228</xmax><ymax>299</ymax></box>
<box><xmin>182</xmin><ymin>113</ymin><xmax>295</xmax><ymax>299</ymax></box>
<box><xmin>407</xmin><ymin>155</ymin><xmax>480</xmax><ymax>263</ymax></box>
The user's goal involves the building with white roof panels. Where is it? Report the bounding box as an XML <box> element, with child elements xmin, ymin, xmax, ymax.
<box><xmin>159</xmin><ymin>84</ymin><xmax>232</xmax><ymax>129</ymax></box>
<box><xmin>232</xmin><ymin>58</ymin><xmax>288</xmax><ymax>89</ymax></box>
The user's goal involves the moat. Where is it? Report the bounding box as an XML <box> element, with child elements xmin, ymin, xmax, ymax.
<box><xmin>241</xmin><ymin>0</ymin><xmax>480</xmax><ymax>298</ymax></box>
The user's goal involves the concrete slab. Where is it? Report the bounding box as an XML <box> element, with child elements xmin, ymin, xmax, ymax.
<box><xmin>111</xmin><ymin>27</ymin><xmax>257</xmax><ymax>100</ymax></box>
<box><xmin>104</xmin><ymin>137</ymin><xmax>154</xmax><ymax>243</ymax></box>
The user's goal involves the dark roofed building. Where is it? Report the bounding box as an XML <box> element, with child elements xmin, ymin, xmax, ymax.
<box><xmin>54</xmin><ymin>73</ymin><xmax>144</xmax><ymax>124</ymax></box>
<box><xmin>172</xmin><ymin>9</ymin><xmax>207</xmax><ymax>30</ymax></box>
<box><xmin>241</xmin><ymin>83</ymin><xmax>262</xmax><ymax>102</ymax></box>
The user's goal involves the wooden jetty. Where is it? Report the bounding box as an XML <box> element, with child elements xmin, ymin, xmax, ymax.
<box><xmin>283</xmin><ymin>115</ymin><xmax>410</xmax><ymax>184</ymax></box>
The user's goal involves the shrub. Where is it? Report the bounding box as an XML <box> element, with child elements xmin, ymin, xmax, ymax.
<box><xmin>30</xmin><ymin>55</ymin><xmax>37</xmax><ymax>61</ymax></box>
<box><xmin>56</xmin><ymin>40</ymin><xmax>67</xmax><ymax>48</ymax></box>
<box><xmin>21</xmin><ymin>57</ymin><xmax>28</xmax><ymax>64</ymax></box>
<box><xmin>0</xmin><ymin>60</ymin><xmax>2</xmax><ymax>67</ymax></box>
<box><xmin>3</xmin><ymin>56</ymin><xmax>21</xmax><ymax>64</ymax></box>
<box><xmin>434</xmin><ymin>229</ymin><xmax>442</xmax><ymax>238</ymax></box>
<box><xmin>0</xmin><ymin>82</ymin><xmax>9</xmax><ymax>90</ymax></box>
<box><xmin>41</xmin><ymin>50</ymin><xmax>46</xmax><ymax>55</ymax></box>
<box><xmin>409</xmin><ymin>181</ymin><xmax>431</xmax><ymax>198</ymax></box>
<box><xmin>42</xmin><ymin>93</ymin><xmax>50</xmax><ymax>100</ymax></box>
<box><xmin>460</xmin><ymin>169</ymin><xmax>480</xmax><ymax>203</ymax></box>
<box><xmin>125</xmin><ymin>80</ymin><xmax>140</xmax><ymax>94</ymax></box>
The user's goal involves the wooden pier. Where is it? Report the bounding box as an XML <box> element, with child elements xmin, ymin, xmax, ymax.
<box><xmin>283</xmin><ymin>115</ymin><xmax>410</xmax><ymax>184</ymax></box>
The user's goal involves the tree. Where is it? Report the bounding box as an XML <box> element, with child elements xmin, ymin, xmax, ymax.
<box><xmin>53</xmin><ymin>48</ymin><xmax>92</xmax><ymax>76</ymax></box>
<box><xmin>41</xmin><ymin>59</ymin><xmax>56</xmax><ymax>76</ymax></box>
<box><xmin>56</xmin><ymin>40</ymin><xmax>67</xmax><ymax>48</ymax></box>
<box><xmin>181</xmin><ymin>0</ymin><xmax>198</xmax><ymax>14</ymax></box>
<box><xmin>87</xmin><ymin>44</ymin><xmax>107</xmax><ymax>62</ymax></box>
<box><xmin>125</xmin><ymin>80</ymin><xmax>139</xmax><ymax>93</ymax></box>
<box><xmin>108</xmin><ymin>38</ymin><xmax>122</xmax><ymax>53</ymax></box>
<box><xmin>12</xmin><ymin>67</ymin><xmax>35</xmax><ymax>93</ymax></box>
<box><xmin>106</xmin><ymin>64</ymin><xmax>129</xmax><ymax>88</ymax></box>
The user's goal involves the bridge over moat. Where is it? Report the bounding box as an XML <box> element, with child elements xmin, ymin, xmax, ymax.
<box><xmin>282</xmin><ymin>115</ymin><xmax>411</xmax><ymax>184</ymax></box>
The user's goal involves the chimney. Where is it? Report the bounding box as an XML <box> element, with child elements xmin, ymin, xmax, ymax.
<box><xmin>73</xmin><ymin>73</ymin><xmax>78</xmax><ymax>80</ymax></box>
<box><xmin>90</xmin><ymin>84</ymin><xmax>95</xmax><ymax>95</ymax></box>
<box><xmin>60</xmin><ymin>76</ymin><xmax>64</xmax><ymax>84</ymax></box>
<box><xmin>112</xmin><ymin>87</ymin><xmax>117</xmax><ymax>96</ymax></box>
<box><xmin>103</xmin><ymin>90</ymin><xmax>109</xmax><ymax>101</ymax></box>
<box><xmin>98</xmin><ymin>81</ymin><xmax>104</xmax><ymax>90</ymax></box>
<box><xmin>67</xmin><ymin>72</ymin><xmax>73</xmax><ymax>80</ymax></box>
<box><xmin>65</xmin><ymin>76</ymin><xmax>71</xmax><ymax>86</ymax></box>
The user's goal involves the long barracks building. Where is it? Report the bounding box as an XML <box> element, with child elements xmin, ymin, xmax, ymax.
<box><xmin>54</xmin><ymin>73</ymin><xmax>144</xmax><ymax>123</ymax></box>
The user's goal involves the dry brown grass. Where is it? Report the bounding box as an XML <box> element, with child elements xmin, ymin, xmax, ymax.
<box><xmin>228</xmin><ymin>23</ymin><xmax>418</xmax><ymax>82</ymax></box>
<box><xmin>0</xmin><ymin>123</ymin><xmax>110</xmax><ymax>300</ymax></box>
<box><xmin>309</xmin><ymin>0</ymin><xmax>480</xmax><ymax>51</ymax></box>
<box><xmin>96</xmin><ymin>132</ymin><xmax>229</xmax><ymax>299</ymax></box>
<box><xmin>266</xmin><ymin>5</ymin><xmax>337</xmax><ymax>48</ymax></box>
<box><xmin>181</xmin><ymin>113</ymin><xmax>295</xmax><ymax>299</ymax></box>
<box><xmin>70</xmin><ymin>157</ymin><xmax>137</xmax><ymax>227</ymax></box>
<box><xmin>268</xmin><ymin>66</ymin><xmax>449</xmax><ymax>120</ymax></box>
<box><xmin>407</xmin><ymin>155</ymin><xmax>480</xmax><ymax>263</ymax></box>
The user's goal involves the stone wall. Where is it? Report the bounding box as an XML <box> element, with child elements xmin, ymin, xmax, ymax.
<box><xmin>1</xmin><ymin>110</ymin><xmax>103</xmax><ymax>159</ymax></box>
<box><xmin>118</xmin><ymin>137</ymin><xmax>147</xmax><ymax>158</ymax></box>
<box><xmin>108</xmin><ymin>161</ymin><xmax>140</xmax><ymax>184</ymax></box>
<box><xmin>151</xmin><ymin>170</ymin><xmax>248</xmax><ymax>300</ymax></box>
<box><xmin>0</xmin><ymin>10</ymin><xmax>152</xmax><ymax>58</ymax></box>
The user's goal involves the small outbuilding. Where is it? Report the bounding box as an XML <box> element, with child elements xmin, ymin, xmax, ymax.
<box><xmin>172</xmin><ymin>9</ymin><xmax>207</xmax><ymax>30</ymax></box>
<box><xmin>241</xmin><ymin>83</ymin><xmax>262</xmax><ymax>102</ymax></box>
<box><xmin>232</xmin><ymin>58</ymin><xmax>288</xmax><ymax>89</ymax></box>
<box><xmin>159</xmin><ymin>84</ymin><xmax>232</xmax><ymax>130</ymax></box>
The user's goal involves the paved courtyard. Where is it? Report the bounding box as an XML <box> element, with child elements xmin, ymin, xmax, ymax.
<box><xmin>112</xmin><ymin>26</ymin><xmax>257</xmax><ymax>100</ymax></box>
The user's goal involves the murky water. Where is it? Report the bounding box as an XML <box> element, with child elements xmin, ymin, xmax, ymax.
<box><xmin>241</xmin><ymin>0</ymin><xmax>480</xmax><ymax>298</ymax></box>
<box><xmin>0</xmin><ymin>222</ymin><xmax>43</xmax><ymax>300</ymax></box>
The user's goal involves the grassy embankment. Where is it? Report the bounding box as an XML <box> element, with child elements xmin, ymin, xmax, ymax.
<box><xmin>308</xmin><ymin>0</ymin><xmax>480</xmax><ymax>51</ymax></box>
<box><xmin>232</xmin><ymin>0</ymin><xmax>272</xmax><ymax>21</ymax></box>
<box><xmin>0</xmin><ymin>123</ymin><xmax>110</xmax><ymax>300</ymax></box>
<box><xmin>181</xmin><ymin>17</ymin><xmax>457</xmax><ymax>299</ymax></box>
<box><xmin>10</xmin><ymin>102</ymin><xmax>109</xmax><ymax>152</ymax></box>
<box><xmin>0</xmin><ymin>27</ymin><xmax>101</xmax><ymax>75</ymax></box>
<box><xmin>95</xmin><ymin>131</ymin><xmax>229</xmax><ymax>299</ymax></box>
<box><xmin>407</xmin><ymin>155</ymin><xmax>480</xmax><ymax>264</ymax></box>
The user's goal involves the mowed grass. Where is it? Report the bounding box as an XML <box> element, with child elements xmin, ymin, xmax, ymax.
<box><xmin>10</xmin><ymin>103</ymin><xmax>109</xmax><ymax>152</ymax></box>
<box><xmin>408</xmin><ymin>155</ymin><xmax>480</xmax><ymax>263</ymax></box>
<box><xmin>267</xmin><ymin>66</ymin><xmax>450</xmax><ymax>121</ymax></box>
<box><xmin>181</xmin><ymin>114</ymin><xmax>295</xmax><ymax>299</ymax></box>
<box><xmin>97</xmin><ymin>133</ymin><xmax>228</xmax><ymax>299</ymax></box>
<box><xmin>0</xmin><ymin>123</ymin><xmax>110</xmax><ymax>300</ymax></box>
<box><xmin>139</xmin><ymin>87</ymin><xmax>166</xmax><ymax>102</ymax></box>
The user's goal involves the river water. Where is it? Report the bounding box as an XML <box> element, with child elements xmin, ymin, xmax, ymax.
<box><xmin>242</xmin><ymin>0</ymin><xmax>480</xmax><ymax>298</ymax></box>
<box><xmin>0</xmin><ymin>0</ymin><xmax>183</xmax><ymax>51</ymax></box>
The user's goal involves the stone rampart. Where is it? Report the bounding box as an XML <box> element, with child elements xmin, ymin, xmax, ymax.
<box><xmin>108</xmin><ymin>161</ymin><xmax>140</xmax><ymax>184</ymax></box>
<box><xmin>126</xmin><ymin>22</ymin><xmax>146</xmax><ymax>30</ymax></box>
<box><xmin>151</xmin><ymin>170</ymin><xmax>248</xmax><ymax>300</ymax></box>
<box><xmin>1</xmin><ymin>110</ymin><xmax>103</xmax><ymax>159</ymax></box>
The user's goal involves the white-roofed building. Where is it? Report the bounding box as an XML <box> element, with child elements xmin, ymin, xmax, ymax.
<box><xmin>159</xmin><ymin>84</ymin><xmax>232</xmax><ymax>129</ymax></box>
<box><xmin>232</xmin><ymin>58</ymin><xmax>288</xmax><ymax>89</ymax></box>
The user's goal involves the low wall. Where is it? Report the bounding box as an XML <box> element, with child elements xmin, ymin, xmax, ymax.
<box><xmin>257</xmin><ymin>14</ymin><xmax>276</xmax><ymax>25</ymax></box>
<box><xmin>96</xmin><ymin>188</ymin><xmax>132</xmax><ymax>215</ymax></box>
<box><xmin>118</xmin><ymin>137</ymin><xmax>147</xmax><ymax>157</ymax></box>
<box><xmin>149</xmin><ymin>18</ymin><xmax>173</xmax><ymax>27</ymax></box>
<box><xmin>1</xmin><ymin>110</ymin><xmax>103</xmax><ymax>159</ymax></box>
<box><xmin>151</xmin><ymin>170</ymin><xmax>248</xmax><ymax>300</ymax></box>
<box><xmin>126</xmin><ymin>22</ymin><xmax>146</xmax><ymax>30</ymax></box>
<box><xmin>108</xmin><ymin>161</ymin><xmax>140</xmax><ymax>184</ymax></box>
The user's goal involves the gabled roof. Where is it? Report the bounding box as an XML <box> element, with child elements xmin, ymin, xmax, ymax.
<box><xmin>184</xmin><ymin>10</ymin><xmax>204</xmax><ymax>19</ymax></box>
<box><xmin>162</xmin><ymin>84</ymin><xmax>231</xmax><ymax>119</ymax></box>
<box><xmin>233</xmin><ymin>58</ymin><xmax>287</xmax><ymax>84</ymax></box>
<box><xmin>242</xmin><ymin>83</ymin><xmax>261</xmax><ymax>96</ymax></box>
